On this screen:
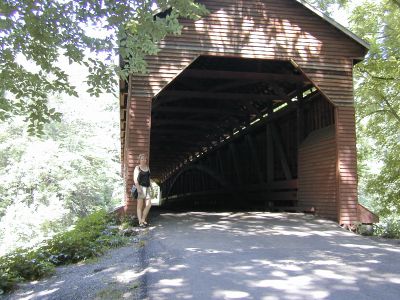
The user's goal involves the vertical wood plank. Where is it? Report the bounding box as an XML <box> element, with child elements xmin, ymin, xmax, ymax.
<box><xmin>246</xmin><ymin>135</ymin><xmax>264</xmax><ymax>183</ymax></box>
<box><xmin>124</xmin><ymin>94</ymin><xmax>152</xmax><ymax>215</ymax></box>
<box><xmin>229</xmin><ymin>143</ymin><xmax>242</xmax><ymax>184</ymax></box>
<box><xmin>335</xmin><ymin>106</ymin><xmax>358</xmax><ymax>225</ymax></box>
<box><xmin>298</xmin><ymin>125</ymin><xmax>337</xmax><ymax>220</ymax></box>
<box><xmin>266</xmin><ymin>123</ymin><xmax>274</xmax><ymax>183</ymax></box>
<box><xmin>271</xmin><ymin>123</ymin><xmax>293</xmax><ymax>180</ymax></box>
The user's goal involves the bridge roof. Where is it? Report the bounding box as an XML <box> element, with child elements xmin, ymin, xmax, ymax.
<box><xmin>295</xmin><ymin>0</ymin><xmax>369</xmax><ymax>49</ymax></box>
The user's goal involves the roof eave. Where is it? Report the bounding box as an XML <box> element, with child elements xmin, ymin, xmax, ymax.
<box><xmin>296</xmin><ymin>0</ymin><xmax>370</xmax><ymax>50</ymax></box>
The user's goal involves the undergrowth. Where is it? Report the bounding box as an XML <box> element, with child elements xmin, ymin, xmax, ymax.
<box><xmin>0</xmin><ymin>210</ymin><xmax>132</xmax><ymax>295</ymax></box>
<box><xmin>373</xmin><ymin>215</ymin><xmax>400</xmax><ymax>239</ymax></box>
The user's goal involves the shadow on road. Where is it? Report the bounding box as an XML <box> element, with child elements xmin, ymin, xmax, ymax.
<box><xmin>142</xmin><ymin>210</ymin><xmax>400</xmax><ymax>300</ymax></box>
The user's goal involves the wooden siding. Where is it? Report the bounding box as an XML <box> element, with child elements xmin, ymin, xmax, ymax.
<box><xmin>335</xmin><ymin>106</ymin><xmax>358</xmax><ymax>225</ymax></box>
<box><xmin>298</xmin><ymin>125</ymin><xmax>337</xmax><ymax>221</ymax></box>
<box><xmin>358</xmin><ymin>204</ymin><xmax>379</xmax><ymax>224</ymax></box>
<box><xmin>124</xmin><ymin>94</ymin><xmax>152</xmax><ymax>207</ymax></box>
<box><xmin>303</xmin><ymin>68</ymin><xmax>356</xmax><ymax>106</ymax></box>
<box><xmin>131</xmin><ymin>0</ymin><xmax>365</xmax><ymax>103</ymax></box>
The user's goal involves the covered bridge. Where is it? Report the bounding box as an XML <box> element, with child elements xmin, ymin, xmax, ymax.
<box><xmin>118</xmin><ymin>0</ymin><xmax>377</xmax><ymax>225</ymax></box>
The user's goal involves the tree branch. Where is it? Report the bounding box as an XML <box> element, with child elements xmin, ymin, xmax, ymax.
<box><xmin>392</xmin><ymin>0</ymin><xmax>400</xmax><ymax>9</ymax></box>
<box><xmin>357</xmin><ymin>109</ymin><xmax>392</xmax><ymax>123</ymax></box>
<box><xmin>382</xmin><ymin>97</ymin><xmax>400</xmax><ymax>124</ymax></box>
<box><xmin>359</xmin><ymin>68</ymin><xmax>397</xmax><ymax>81</ymax></box>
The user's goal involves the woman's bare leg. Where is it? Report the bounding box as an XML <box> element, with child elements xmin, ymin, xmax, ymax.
<box><xmin>137</xmin><ymin>199</ymin><xmax>144</xmax><ymax>224</ymax></box>
<box><xmin>142</xmin><ymin>199</ymin><xmax>152</xmax><ymax>223</ymax></box>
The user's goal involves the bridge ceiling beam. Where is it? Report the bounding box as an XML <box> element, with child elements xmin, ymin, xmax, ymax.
<box><xmin>182</xmin><ymin>69</ymin><xmax>309</xmax><ymax>83</ymax></box>
<box><xmin>156</xmin><ymin>90</ymin><xmax>284</xmax><ymax>102</ymax></box>
<box><xmin>150</xmin><ymin>57</ymin><xmax>314</xmax><ymax>181</ymax></box>
<box><xmin>154</xmin><ymin>106</ymin><xmax>248</xmax><ymax>117</ymax></box>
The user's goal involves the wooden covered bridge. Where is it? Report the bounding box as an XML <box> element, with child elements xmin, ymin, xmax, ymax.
<box><xmin>118</xmin><ymin>0</ymin><xmax>377</xmax><ymax>225</ymax></box>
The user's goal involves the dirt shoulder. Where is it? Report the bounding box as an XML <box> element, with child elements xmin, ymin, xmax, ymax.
<box><xmin>1</xmin><ymin>228</ymin><xmax>150</xmax><ymax>300</ymax></box>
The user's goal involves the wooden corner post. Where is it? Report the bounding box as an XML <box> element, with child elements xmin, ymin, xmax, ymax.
<box><xmin>124</xmin><ymin>91</ymin><xmax>152</xmax><ymax>215</ymax></box>
<box><xmin>335</xmin><ymin>106</ymin><xmax>358</xmax><ymax>225</ymax></box>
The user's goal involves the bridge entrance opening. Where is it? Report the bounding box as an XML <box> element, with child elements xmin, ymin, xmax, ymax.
<box><xmin>149</xmin><ymin>56</ymin><xmax>335</xmax><ymax>215</ymax></box>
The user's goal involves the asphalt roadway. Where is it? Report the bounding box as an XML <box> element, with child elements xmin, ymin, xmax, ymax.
<box><xmin>140</xmin><ymin>211</ymin><xmax>400</xmax><ymax>300</ymax></box>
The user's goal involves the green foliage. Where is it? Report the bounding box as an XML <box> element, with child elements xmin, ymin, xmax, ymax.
<box><xmin>0</xmin><ymin>210</ymin><xmax>128</xmax><ymax>294</ymax></box>
<box><xmin>41</xmin><ymin>210</ymin><xmax>111</xmax><ymax>265</ymax></box>
<box><xmin>307</xmin><ymin>0</ymin><xmax>349</xmax><ymax>13</ymax></box>
<box><xmin>0</xmin><ymin>248</ymin><xmax>55</xmax><ymax>281</ymax></box>
<box><xmin>350</xmin><ymin>0</ymin><xmax>400</xmax><ymax>219</ymax></box>
<box><xmin>0</xmin><ymin>0</ymin><xmax>208</xmax><ymax>134</ymax></box>
<box><xmin>0</xmin><ymin>269</ymin><xmax>21</xmax><ymax>295</ymax></box>
<box><xmin>41</xmin><ymin>210</ymin><xmax>128</xmax><ymax>263</ymax></box>
<box><xmin>0</xmin><ymin>247</ymin><xmax>55</xmax><ymax>293</ymax></box>
<box><xmin>309</xmin><ymin>0</ymin><xmax>400</xmax><ymax>237</ymax></box>
<box><xmin>0</xmin><ymin>92</ymin><xmax>123</xmax><ymax>254</ymax></box>
<box><xmin>118</xmin><ymin>214</ymin><xmax>139</xmax><ymax>230</ymax></box>
<box><xmin>373</xmin><ymin>215</ymin><xmax>400</xmax><ymax>239</ymax></box>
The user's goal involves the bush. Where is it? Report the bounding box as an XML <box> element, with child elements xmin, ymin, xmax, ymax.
<box><xmin>374</xmin><ymin>215</ymin><xmax>400</xmax><ymax>239</ymax></box>
<box><xmin>0</xmin><ymin>248</ymin><xmax>54</xmax><ymax>294</ymax></box>
<box><xmin>0</xmin><ymin>210</ymin><xmax>129</xmax><ymax>294</ymax></box>
<box><xmin>41</xmin><ymin>210</ymin><xmax>112</xmax><ymax>265</ymax></box>
<box><xmin>42</xmin><ymin>230</ymin><xmax>106</xmax><ymax>265</ymax></box>
<box><xmin>0</xmin><ymin>269</ymin><xmax>21</xmax><ymax>294</ymax></box>
<box><xmin>118</xmin><ymin>214</ymin><xmax>138</xmax><ymax>229</ymax></box>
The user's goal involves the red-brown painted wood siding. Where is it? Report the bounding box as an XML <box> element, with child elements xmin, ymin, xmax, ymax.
<box><xmin>335</xmin><ymin>106</ymin><xmax>358</xmax><ymax>224</ymax></box>
<box><xmin>124</xmin><ymin>93</ymin><xmax>152</xmax><ymax>207</ymax></box>
<box><xmin>303</xmin><ymin>68</ymin><xmax>355</xmax><ymax>106</ymax></box>
<box><xmin>130</xmin><ymin>0</ymin><xmax>365</xmax><ymax>104</ymax></box>
<box><xmin>298</xmin><ymin>125</ymin><xmax>337</xmax><ymax>221</ymax></box>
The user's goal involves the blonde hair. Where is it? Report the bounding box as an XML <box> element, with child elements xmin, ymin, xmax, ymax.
<box><xmin>138</xmin><ymin>153</ymin><xmax>147</xmax><ymax>161</ymax></box>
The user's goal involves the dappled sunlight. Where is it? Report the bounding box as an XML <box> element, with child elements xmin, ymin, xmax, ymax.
<box><xmin>185</xmin><ymin>247</ymin><xmax>233</xmax><ymax>254</ymax></box>
<box><xmin>292</xmin><ymin>29</ymin><xmax>322</xmax><ymax>60</ymax></box>
<box><xmin>139</xmin><ymin>0</ymin><xmax>334</xmax><ymax>118</ymax></box>
<box><xmin>182</xmin><ymin>3</ymin><xmax>323</xmax><ymax>62</ymax></box>
<box><xmin>387</xmin><ymin>277</ymin><xmax>400</xmax><ymax>284</ymax></box>
<box><xmin>157</xmin><ymin>288</ymin><xmax>175</xmax><ymax>294</ymax></box>
<box><xmin>115</xmin><ymin>268</ymin><xmax>145</xmax><ymax>284</ymax></box>
<box><xmin>16</xmin><ymin>288</ymin><xmax>60</xmax><ymax>300</ymax></box>
<box><xmin>313</xmin><ymin>269</ymin><xmax>356</xmax><ymax>281</ymax></box>
<box><xmin>142</xmin><ymin>211</ymin><xmax>400</xmax><ymax>299</ymax></box>
<box><xmin>213</xmin><ymin>290</ymin><xmax>250</xmax><ymax>299</ymax></box>
<box><xmin>158</xmin><ymin>278</ymin><xmax>185</xmax><ymax>287</ymax></box>
<box><xmin>309</xmin><ymin>259</ymin><xmax>345</xmax><ymax>266</ymax></box>
<box><xmin>365</xmin><ymin>259</ymin><xmax>380</xmax><ymax>264</ymax></box>
<box><xmin>249</xmin><ymin>276</ymin><xmax>310</xmax><ymax>288</ymax></box>
<box><xmin>271</xmin><ymin>270</ymin><xmax>288</xmax><ymax>277</ymax></box>
<box><xmin>32</xmin><ymin>288</ymin><xmax>60</xmax><ymax>298</ymax></box>
<box><xmin>169</xmin><ymin>264</ymin><xmax>189</xmax><ymax>271</ymax></box>
<box><xmin>340</xmin><ymin>243</ymin><xmax>400</xmax><ymax>253</ymax></box>
<box><xmin>229</xmin><ymin>265</ymin><xmax>257</xmax><ymax>277</ymax></box>
<box><xmin>9</xmin><ymin>278</ymin><xmax>65</xmax><ymax>300</ymax></box>
<box><xmin>252</xmin><ymin>259</ymin><xmax>304</xmax><ymax>272</ymax></box>
<box><xmin>184</xmin><ymin>212</ymin><xmax>354</xmax><ymax>239</ymax></box>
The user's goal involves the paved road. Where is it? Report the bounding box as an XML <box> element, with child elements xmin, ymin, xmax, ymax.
<box><xmin>141</xmin><ymin>211</ymin><xmax>400</xmax><ymax>300</ymax></box>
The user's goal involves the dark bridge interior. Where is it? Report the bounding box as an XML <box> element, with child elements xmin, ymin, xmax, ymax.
<box><xmin>149</xmin><ymin>56</ymin><xmax>335</xmax><ymax>210</ymax></box>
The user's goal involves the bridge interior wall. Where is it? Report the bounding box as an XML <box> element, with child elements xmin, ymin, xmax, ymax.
<box><xmin>161</xmin><ymin>93</ymin><xmax>337</xmax><ymax>219</ymax></box>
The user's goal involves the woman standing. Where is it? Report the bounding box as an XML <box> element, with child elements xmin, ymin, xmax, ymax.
<box><xmin>133</xmin><ymin>153</ymin><xmax>152</xmax><ymax>227</ymax></box>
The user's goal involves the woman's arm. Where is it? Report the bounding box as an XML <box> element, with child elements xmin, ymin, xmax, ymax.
<box><xmin>133</xmin><ymin>166</ymin><xmax>143</xmax><ymax>193</ymax></box>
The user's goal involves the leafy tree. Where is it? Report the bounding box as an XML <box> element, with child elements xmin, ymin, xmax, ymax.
<box><xmin>307</xmin><ymin>0</ymin><xmax>348</xmax><ymax>13</ymax></box>
<box><xmin>0</xmin><ymin>92</ymin><xmax>123</xmax><ymax>255</ymax></box>
<box><xmin>349</xmin><ymin>0</ymin><xmax>400</xmax><ymax>217</ymax></box>
<box><xmin>310</xmin><ymin>0</ymin><xmax>399</xmax><ymax>222</ymax></box>
<box><xmin>0</xmin><ymin>0</ymin><xmax>207</xmax><ymax>133</ymax></box>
